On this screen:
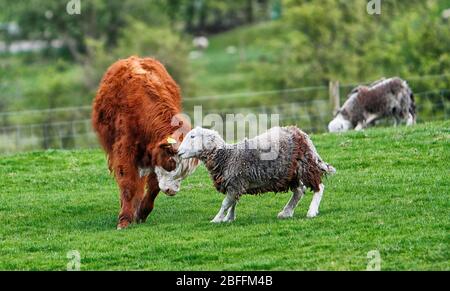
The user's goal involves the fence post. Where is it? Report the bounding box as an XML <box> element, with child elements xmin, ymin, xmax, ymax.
<box><xmin>329</xmin><ymin>80</ymin><xmax>340</xmax><ymax>115</ymax></box>
<box><xmin>15</xmin><ymin>125</ymin><xmax>20</xmax><ymax>151</ymax></box>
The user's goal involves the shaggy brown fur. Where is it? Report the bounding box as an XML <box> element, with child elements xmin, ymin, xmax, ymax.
<box><xmin>357</xmin><ymin>78</ymin><xmax>404</xmax><ymax>114</ymax></box>
<box><xmin>92</xmin><ymin>56</ymin><xmax>190</xmax><ymax>229</ymax></box>
<box><xmin>291</xmin><ymin>127</ymin><xmax>323</xmax><ymax>192</ymax></box>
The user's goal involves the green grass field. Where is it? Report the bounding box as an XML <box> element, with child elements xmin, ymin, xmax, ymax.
<box><xmin>0</xmin><ymin>121</ymin><xmax>448</xmax><ymax>270</ymax></box>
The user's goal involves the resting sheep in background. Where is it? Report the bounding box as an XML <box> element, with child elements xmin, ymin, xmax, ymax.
<box><xmin>328</xmin><ymin>77</ymin><xmax>416</xmax><ymax>132</ymax></box>
<box><xmin>177</xmin><ymin>126</ymin><xmax>335</xmax><ymax>223</ymax></box>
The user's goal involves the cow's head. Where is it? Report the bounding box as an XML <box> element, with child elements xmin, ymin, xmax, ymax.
<box><xmin>140</xmin><ymin>114</ymin><xmax>198</xmax><ymax>195</ymax></box>
<box><xmin>148</xmin><ymin>138</ymin><xmax>178</xmax><ymax>172</ymax></box>
<box><xmin>155</xmin><ymin>156</ymin><xmax>199</xmax><ymax>196</ymax></box>
<box><xmin>328</xmin><ymin>112</ymin><xmax>353</xmax><ymax>132</ymax></box>
<box><xmin>145</xmin><ymin>115</ymin><xmax>189</xmax><ymax>172</ymax></box>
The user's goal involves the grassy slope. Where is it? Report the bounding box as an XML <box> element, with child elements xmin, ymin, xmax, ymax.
<box><xmin>0</xmin><ymin>121</ymin><xmax>448</xmax><ymax>270</ymax></box>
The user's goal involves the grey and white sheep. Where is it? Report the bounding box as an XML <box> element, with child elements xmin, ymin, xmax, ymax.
<box><xmin>328</xmin><ymin>77</ymin><xmax>416</xmax><ymax>132</ymax></box>
<box><xmin>177</xmin><ymin>126</ymin><xmax>335</xmax><ymax>223</ymax></box>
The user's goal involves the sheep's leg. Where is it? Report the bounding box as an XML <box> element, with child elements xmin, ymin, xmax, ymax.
<box><xmin>365</xmin><ymin>114</ymin><xmax>379</xmax><ymax>126</ymax></box>
<box><xmin>357</xmin><ymin>114</ymin><xmax>378</xmax><ymax>131</ymax></box>
<box><xmin>223</xmin><ymin>201</ymin><xmax>237</xmax><ymax>222</ymax></box>
<box><xmin>278</xmin><ymin>186</ymin><xmax>305</xmax><ymax>219</ymax></box>
<box><xmin>406</xmin><ymin>113</ymin><xmax>415</xmax><ymax>126</ymax></box>
<box><xmin>211</xmin><ymin>193</ymin><xmax>236</xmax><ymax>223</ymax></box>
<box><xmin>354</xmin><ymin>122</ymin><xmax>365</xmax><ymax>131</ymax></box>
<box><xmin>393</xmin><ymin>116</ymin><xmax>400</xmax><ymax>127</ymax></box>
<box><xmin>307</xmin><ymin>183</ymin><xmax>324</xmax><ymax>218</ymax></box>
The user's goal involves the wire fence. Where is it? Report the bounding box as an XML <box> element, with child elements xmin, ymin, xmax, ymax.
<box><xmin>0</xmin><ymin>77</ymin><xmax>448</xmax><ymax>153</ymax></box>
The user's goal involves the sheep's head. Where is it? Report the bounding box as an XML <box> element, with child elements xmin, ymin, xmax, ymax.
<box><xmin>178</xmin><ymin>127</ymin><xmax>223</xmax><ymax>159</ymax></box>
<box><xmin>328</xmin><ymin>112</ymin><xmax>353</xmax><ymax>133</ymax></box>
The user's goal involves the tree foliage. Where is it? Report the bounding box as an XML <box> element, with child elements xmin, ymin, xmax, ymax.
<box><xmin>247</xmin><ymin>0</ymin><xmax>450</xmax><ymax>91</ymax></box>
<box><xmin>83</xmin><ymin>19</ymin><xmax>192</xmax><ymax>94</ymax></box>
<box><xmin>0</xmin><ymin>0</ymin><xmax>448</xmax><ymax>112</ymax></box>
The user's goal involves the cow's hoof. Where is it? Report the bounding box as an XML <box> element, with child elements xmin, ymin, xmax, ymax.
<box><xmin>136</xmin><ymin>208</ymin><xmax>151</xmax><ymax>224</ymax></box>
<box><xmin>117</xmin><ymin>220</ymin><xmax>131</xmax><ymax>230</ymax></box>
<box><xmin>135</xmin><ymin>217</ymin><xmax>147</xmax><ymax>224</ymax></box>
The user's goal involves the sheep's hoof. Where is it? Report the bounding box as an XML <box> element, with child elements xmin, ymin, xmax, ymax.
<box><xmin>306</xmin><ymin>210</ymin><xmax>319</xmax><ymax>218</ymax></box>
<box><xmin>210</xmin><ymin>218</ymin><xmax>223</xmax><ymax>223</ymax></box>
<box><xmin>223</xmin><ymin>217</ymin><xmax>235</xmax><ymax>223</ymax></box>
<box><xmin>277</xmin><ymin>211</ymin><xmax>293</xmax><ymax>219</ymax></box>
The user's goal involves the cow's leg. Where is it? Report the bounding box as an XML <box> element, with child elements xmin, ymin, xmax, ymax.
<box><xmin>211</xmin><ymin>193</ymin><xmax>236</xmax><ymax>223</ymax></box>
<box><xmin>307</xmin><ymin>183</ymin><xmax>324</xmax><ymax>218</ymax></box>
<box><xmin>112</xmin><ymin>138</ymin><xmax>145</xmax><ymax>229</ymax></box>
<box><xmin>115</xmin><ymin>163</ymin><xmax>145</xmax><ymax>229</ymax></box>
<box><xmin>137</xmin><ymin>173</ymin><xmax>160</xmax><ymax>223</ymax></box>
<box><xmin>278</xmin><ymin>186</ymin><xmax>305</xmax><ymax>219</ymax></box>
